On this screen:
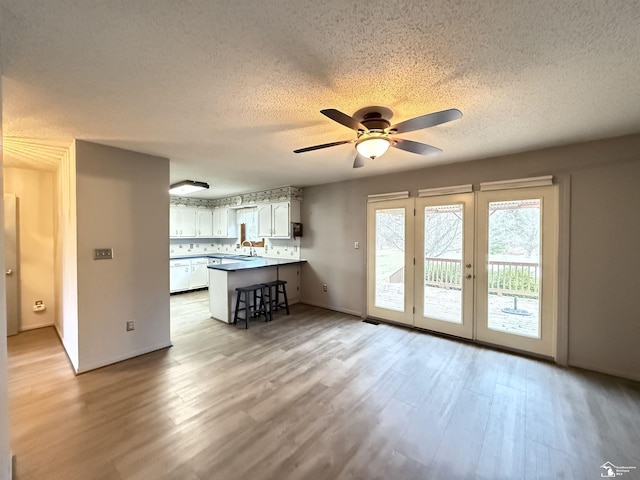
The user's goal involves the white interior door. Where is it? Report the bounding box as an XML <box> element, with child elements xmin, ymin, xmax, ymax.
<box><xmin>475</xmin><ymin>186</ymin><xmax>558</xmax><ymax>357</ymax></box>
<box><xmin>414</xmin><ymin>194</ymin><xmax>474</xmax><ymax>338</ymax></box>
<box><xmin>4</xmin><ymin>193</ymin><xmax>19</xmax><ymax>336</ymax></box>
<box><xmin>366</xmin><ymin>198</ymin><xmax>414</xmax><ymax>326</ymax></box>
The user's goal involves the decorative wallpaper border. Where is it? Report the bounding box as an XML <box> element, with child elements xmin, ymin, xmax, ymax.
<box><xmin>171</xmin><ymin>185</ymin><xmax>303</xmax><ymax>208</ymax></box>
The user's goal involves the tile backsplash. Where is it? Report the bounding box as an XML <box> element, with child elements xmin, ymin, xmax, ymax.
<box><xmin>169</xmin><ymin>237</ymin><xmax>301</xmax><ymax>259</ymax></box>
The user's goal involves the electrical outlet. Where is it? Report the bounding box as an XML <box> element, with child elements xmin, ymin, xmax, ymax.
<box><xmin>94</xmin><ymin>248</ymin><xmax>113</xmax><ymax>260</ymax></box>
<box><xmin>323</xmin><ymin>283</ymin><xmax>328</xmax><ymax>292</ymax></box>
<box><xmin>126</xmin><ymin>321</ymin><xmax>135</xmax><ymax>331</ymax></box>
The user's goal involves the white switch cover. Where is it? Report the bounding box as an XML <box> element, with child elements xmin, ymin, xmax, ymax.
<box><xmin>354</xmin><ymin>241</ymin><xmax>359</xmax><ymax>249</ymax></box>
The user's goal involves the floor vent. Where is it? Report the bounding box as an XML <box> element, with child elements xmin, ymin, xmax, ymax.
<box><xmin>362</xmin><ymin>319</ymin><xmax>380</xmax><ymax>325</ymax></box>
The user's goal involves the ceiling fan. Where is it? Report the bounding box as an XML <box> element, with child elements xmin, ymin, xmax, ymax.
<box><xmin>293</xmin><ymin>106</ymin><xmax>462</xmax><ymax>168</ymax></box>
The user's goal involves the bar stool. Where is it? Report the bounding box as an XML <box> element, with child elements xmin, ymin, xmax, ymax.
<box><xmin>233</xmin><ymin>284</ymin><xmax>269</xmax><ymax>329</ymax></box>
<box><xmin>263</xmin><ymin>280</ymin><xmax>290</xmax><ymax>317</ymax></box>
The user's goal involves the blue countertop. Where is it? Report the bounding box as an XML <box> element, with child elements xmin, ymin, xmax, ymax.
<box><xmin>207</xmin><ymin>258</ymin><xmax>307</xmax><ymax>272</ymax></box>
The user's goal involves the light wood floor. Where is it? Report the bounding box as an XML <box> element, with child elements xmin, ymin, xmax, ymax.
<box><xmin>7</xmin><ymin>290</ymin><xmax>640</xmax><ymax>480</ymax></box>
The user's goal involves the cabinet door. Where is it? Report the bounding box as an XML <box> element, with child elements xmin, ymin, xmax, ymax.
<box><xmin>212</xmin><ymin>208</ymin><xmax>229</xmax><ymax>237</ymax></box>
<box><xmin>218</xmin><ymin>208</ymin><xmax>229</xmax><ymax>237</ymax></box>
<box><xmin>272</xmin><ymin>203</ymin><xmax>290</xmax><ymax>237</ymax></box>
<box><xmin>170</xmin><ymin>262</ymin><xmax>191</xmax><ymax>292</ymax></box>
<box><xmin>278</xmin><ymin>265</ymin><xmax>300</xmax><ymax>304</ymax></box>
<box><xmin>196</xmin><ymin>210</ymin><xmax>213</xmax><ymax>237</ymax></box>
<box><xmin>189</xmin><ymin>260</ymin><xmax>208</xmax><ymax>289</ymax></box>
<box><xmin>257</xmin><ymin>205</ymin><xmax>273</xmax><ymax>237</ymax></box>
<box><xmin>177</xmin><ymin>208</ymin><xmax>197</xmax><ymax>237</ymax></box>
<box><xmin>169</xmin><ymin>208</ymin><xmax>180</xmax><ymax>237</ymax></box>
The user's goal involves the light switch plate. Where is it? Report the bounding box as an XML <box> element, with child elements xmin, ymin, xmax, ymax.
<box><xmin>94</xmin><ymin>248</ymin><xmax>113</xmax><ymax>260</ymax></box>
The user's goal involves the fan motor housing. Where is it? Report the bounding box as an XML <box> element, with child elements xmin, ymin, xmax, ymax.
<box><xmin>360</xmin><ymin>112</ymin><xmax>391</xmax><ymax>132</ymax></box>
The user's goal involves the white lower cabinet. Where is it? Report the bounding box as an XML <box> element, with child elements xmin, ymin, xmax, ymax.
<box><xmin>190</xmin><ymin>258</ymin><xmax>209</xmax><ymax>289</ymax></box>
<box><xmin>170</xmin><ymin>258</ymin><xmax>209</xmax><ymax>292</ymax></box>
<box><xmin>278</xmin><ymin>264</ymin><xmax>300</xmax><ymax>304</ymax></box>
<box><xmin>170</xmin><ymin>259</ymin><xmax>191</xmax><ymax>293</ymax></box>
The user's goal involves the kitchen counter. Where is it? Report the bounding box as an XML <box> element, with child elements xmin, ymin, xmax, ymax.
<box><xmin>207</xmin><ymin>258</ymin><xmax>306</xmax><ymax>324</ymax></box>
<box><xmin>207</xmin><ymin>258</ymin><xmax>306</xmax><ymax>272</ymax></box>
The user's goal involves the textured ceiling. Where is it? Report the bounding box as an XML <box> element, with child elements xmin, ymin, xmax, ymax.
<box><xmin>1</xmin><ymin>0</ymin><xmax>640</xmax><ymax>198</ymax></box>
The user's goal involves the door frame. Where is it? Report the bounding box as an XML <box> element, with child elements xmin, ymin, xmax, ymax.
<box><xmin>4</xmin><ymin>193</ymin><xmax>19</xmax><ymax>336</ymax></box>
<box><xmin>474</xmin><ymin>185</ymin><xmax>559</xmax><ymax>358</ymax></box>
<box><xmin>366</xmin><ymin>196</ymin><xmax>414</xmax><ymax>326</ymax></box>
<box><xmin>365</xmin><ymin>179</ymin><xmax>565</xmax><ymax>361</ymax></box>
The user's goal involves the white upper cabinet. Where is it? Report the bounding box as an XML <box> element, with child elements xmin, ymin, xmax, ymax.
<box><xmin>212</xmin><ymin>208</ymin><xmax>238</xmax><ymax>238</ymax></box>
<box><xmin>272</xmin><ymin>203</ymin><xmax>291</xmax><ymax>237</ymax></box>
<box><xmin>257</xmin><ymin>204</ymin><xmax>274</xmax><ymax>237</ymax></box>
<box><xmin>170</xmin><ymin>207</ymin><xmax>216</xmax><ymax>238</ymax></box>
<box><xmin>170</xmin><ymin>207</ymin><xmax>197</xmax><ymax>238</ymax></box>
<box><xmin>257</xmin><ymin>202</ymin><xmax>299</xmax><ymax>238</ymax></box>
<box><xmin>169</xmin><ymin>207</ymin><xmax>180</xmax><ymax>237</ymax></box>
<box><xmin>196</xmin><ymin>209</ymin><xmax>213</xmax><ymax>237</ymax></box>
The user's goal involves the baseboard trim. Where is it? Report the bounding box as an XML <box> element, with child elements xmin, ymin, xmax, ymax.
<box><xmin>76</xmin><ymin>342</ymin><xmax>173</xmax><ymax>374</ymax></box>
<box><xmin>299</xmin><ymin>301</ymin><xmax>361</xmax><ymax>318</ymax></box>
<box><xmin>20</xmin><ymin>322</ymin><xmax>55</xmax><ymax>331</ymax></box>
<box><xmin>568</xmin><ymin>361</ymin><xmax>640</xmax><ymax>383</ymax></box>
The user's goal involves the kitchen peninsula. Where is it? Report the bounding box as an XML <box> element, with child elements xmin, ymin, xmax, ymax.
<box><xmin>208</xmin><ymin>257</ymin><xmax>306</xmax><ymax>324</ymax></box>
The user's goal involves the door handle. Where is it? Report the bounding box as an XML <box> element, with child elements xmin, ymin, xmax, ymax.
<box><xmin>465</xmin><ymin>274</ymin><xmax>473</xmax><ymax>279</ymax></box>
<box><xmin>5</xmin><ymin>269</ymin><xmax>12</xmax><ymax>275</ymax></box>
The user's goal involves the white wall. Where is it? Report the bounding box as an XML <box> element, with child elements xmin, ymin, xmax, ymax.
<box><xmin>54</xmin><ymin>145</ymin><xmax>79</xmax><ymax>370</ymax></box>
<box><xmin>3</xmin><ymin>167</ymin><xmax>55</xmax><ymax>330</ymax></box>
<box><xmin>300</xmin><ymin>134</ymin><xmax>640</xmax><ymax>381</ymax></box>
<box><xmin>74</xmin><ymin>141</ymin><xmax>170</xmax><ymax>373</ymax></box>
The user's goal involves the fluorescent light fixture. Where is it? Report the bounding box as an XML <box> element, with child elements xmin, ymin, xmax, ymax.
<box><xmin>356</xmin><ymin>135</ymin><xmax>391</xmax><ymax>159</ymax></box>
<box><xmin>169</xmin><ymin>180</ymin><xmax>209</xmax><ymax>195</ymax></box>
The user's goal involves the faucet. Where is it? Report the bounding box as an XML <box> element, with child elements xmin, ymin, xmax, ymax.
<box><xmin>241</xmin><ymin>241</ymin><xmax>256</xmax><ymax>256</ymax></box>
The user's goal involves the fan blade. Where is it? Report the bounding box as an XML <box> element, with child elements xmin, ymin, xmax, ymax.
<box><xmin>321</xmin><ymin>109</ymin><xmax>368</xmax><ymax>132</ymax></box>
<box><xmin>293</xmin><ymin>140</ymin><xmax>353</xmax><ymax>153</ymax></box>
<box><xmin>392</xmin><ymin>138</ymin><xmax>442</xmax><ymax>155</ymax></box>
<box><xmin>389</xmin><ymin>108</ymin><xmax>462</xmax><ymax>134</ymax></box>
<box><xmin>353</xmin><ymin>154</ymin><xmax>366</xmax><ymax>168</ymax></box>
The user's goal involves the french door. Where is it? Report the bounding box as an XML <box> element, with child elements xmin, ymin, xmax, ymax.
<box><xmin>366</xmin><ymin>198</ymin><xmax>414</xmax><ymax>326</ymax></box>
<box><xmin>414</xmin><ymin>194</ymin><xmax>474</xmax><ymax>339</ymax></box>
<box><xmin>367</xmin><ymin>185</ymin><xmax>558</xmax><ymax>358</ymax></box>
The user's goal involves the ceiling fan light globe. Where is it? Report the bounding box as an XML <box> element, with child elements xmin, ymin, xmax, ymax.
<box><xmin>356</xmin><ymin>137</ymin><xmax>390</xmax><ymax>160</ymax></box>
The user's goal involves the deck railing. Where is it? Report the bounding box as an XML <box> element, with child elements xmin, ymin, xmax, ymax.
<box><xmin>421</xmin><ymin>257</ymin><xmax>539</xmax><ymax>298</ymax></box>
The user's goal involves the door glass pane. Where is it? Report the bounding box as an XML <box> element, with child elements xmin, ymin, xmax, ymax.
<box><xmin>487</xmin><ymin>199</ymin><xmax>541</xmax><ymax>337</ymax></box>
<box><xmin>423</xmin><ymin>204</ymin><xmax>464</xmax><ymax>323</ymax></box>
<box><xmin>375</xmin><ymin>208</ymin><xmax>405</xmax><ymax>311</ymax></box>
